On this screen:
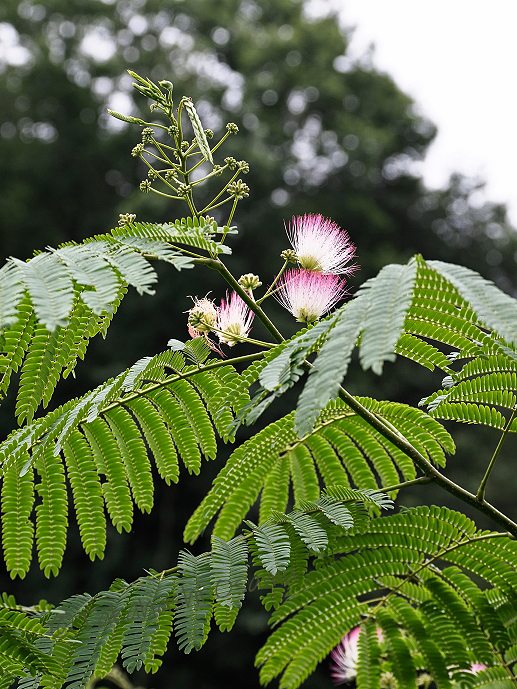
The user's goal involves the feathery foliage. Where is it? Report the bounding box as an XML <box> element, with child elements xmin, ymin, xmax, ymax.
<box><xmin>3</xmin><ymin>70</ymin><xmax>517</xmax><ymax>689</ymax></box>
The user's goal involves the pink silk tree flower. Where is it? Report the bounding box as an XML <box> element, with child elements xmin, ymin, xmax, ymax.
<box><xmin>216</xmin><ymin>291</ymin><xmax>254</xmax><ymax>346</ymax></box>
<box><xmin>330</xmin><ymin>626</ymin><xmax>384</xmax><ymax>685</ymax></box>
<box><xmin>275</xmin><ymin>268</ymin><xmax>347</xmax><ymax>323</ymax></box>
<box><xmin>330</xmin><ymin>627</ymin><xmax>361</xmax><ymax>684</ymax></box>
<box><xmin>286</xmin><ymin>214</ymin><xmax>357</xmax><ymax>275</ymax></box>
<box><xmin>470</xmin><ymin>664</ymin><xmax>487</xmax><ymax>674</ymax></box>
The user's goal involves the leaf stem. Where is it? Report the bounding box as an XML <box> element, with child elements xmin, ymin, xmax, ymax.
<box><xmin>335</xmin><ymin>385</ymin><xmax>517</xmax><ymax>537</ymax></box>
<box><xmin>372</xmin><ymin>477</ymin><xmax>433</xmax><ymax>494</ymax></box>
<box><xmin>476</xmin><ymin>406</ymin><xmax>517</xmax><ymax>502</ymax></box>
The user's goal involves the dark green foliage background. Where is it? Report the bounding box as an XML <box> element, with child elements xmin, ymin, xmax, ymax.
<box><xmin>0</xmin><ymin>0</ymin><xmax>516</xmax><ymax>686</ymax></box>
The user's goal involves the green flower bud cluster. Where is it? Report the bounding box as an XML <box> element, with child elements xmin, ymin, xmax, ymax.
<box><xmin>131</xmin><ymin>143</ymin><xmax>144</xmax><ymax>157</ymax></box>
<box><xmin>177</xmin><ymin>183</ymin><xmax>192</xmax><ymax>197</ymax></box>
<box><xmin>227</xmin><ymin>179</ymin><xmax>250</xmax><ymax>200</ymax></box>
<box><xmin>165</xmin><ymin>170</ymin><xmax>178</xmax><ymax>182</ymax></box>
<box><xmin>281</xmin><ymin>249</ymin><xmax>298</xmax><ymax>263</ymax></box>
<box><xmin>224</xmin><ymin>157</ymin><xmax>238</xmax><ymax>170</ymax></box>
<box><xmin>116</xmin><ymin>71</ymin><xmax>254</xmax><ymax>227</ymax></box>
<box><xmin>141</xmin><ymin>127</ymin><xmax>155</xmax><ymax>144</ymax></box>
<box><xmin>118</xmin><ymin>213</ymin><xmax>136</xmax><ymax>226</ymax></box>
<box><xmin>238</xmin><ymin>273</ymin><xmax>262</xmax><ymax>291</ymax></box>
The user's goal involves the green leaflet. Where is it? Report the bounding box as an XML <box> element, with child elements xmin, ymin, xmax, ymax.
<box><xmin>248</xmin><ymin>523</ymin><xmax>291</xmax><ymax>575</ymax></box>
<box><xmin>293</xmin><ymin>296</ymin><xmax>366</xmax><ymax>437</ymax></box>
<box><xmin>356</xmin><ymin>621</ymin><xmax>382</xmax><ymax>689</ymax></box>
<box><xmin>210</xmin><ymin>536</ymin><xmax>248</xmax><ymax>609</ymax></box>
<box><xmin>1</xmin><ymin>453</ymin><xmax>34</xmax><ymax>579</ymax></box>
<box><xmin>183</xmin><ymin>98</ymin><xmax>214</xmax><ymax>164</ymax></box>
<box><xmin>105</xmin><ymin>404</ymin><xmax>154</xmax><ymax>514</ymax></box>
<box><xmin>428</xmin><ymin>260</ymin><xmax>517</xmax><ymax>348</ymax></box>
<box><xmin>120</xmin><ymin>577</ymin><xmax>177</xmax><ymax>673</ymax></box>
<box><xmin>34</xmin><ymin>447</ymin><xmax>68</xmax><ymax>578</ymax></box>
<box><xmin>358</xmin><ymin>259</ymin><xmax>417</xmax><ymax>375</ymax></box>
<box><xmin>82</xmin><ymin>418</ymin><xmax>133</xmax><ymax>533</ymax></box>
<box><xmin>174</xmin><ymin>552</ymin><xmax>212</xmax><ymax>653</ymax></box>
<box><xmin>0</xmin><ymin>263</ymin><xmax>25</xmax><ymax>333</ymax></box>
<box><xmin>62</xmin><ymin>430</ymin><xmax>106</xmax><ymax>560</ymax></box>
<box><xmin>10</xmin><ymin>253</ymin><xmax>75</xmax><ymax>331</ymax></box>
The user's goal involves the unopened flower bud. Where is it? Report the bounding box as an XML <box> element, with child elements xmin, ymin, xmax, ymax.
<box><xmin>131</xmin><ymin>143</ymin><xmax>144</xmax><ymax>157</ymax></box>
<box><xmin>141</xmin><ymin>127</ymin><xmax>154</xmax><ymax>144</ymax></box>
<box><xmin>204</xmin><ymin>129</ymin><xmax>214</xmax><ymax>139</ymax></box>
<box><xmin>177</xmin><ymin>183</ymin><xmax>191</xmax><ymax>197</ymax></box>
<box><xmin>380</xmin><ymin>672</ymin><xmax>398</xmax><ymax>689</ymax></box>
<box><xmin>281</xmin><ymin>249</ymin><xmax>297</xmax><ymax>263</ymax></box>
<box><xmin>139</xmin><ymin>180</ymin><xmax>151</xmax><ymax>193</ymax></box>
<box><xmin>187</xmin><ymin>298</ymin><xmax>218</xmax><ymax>333</ymax></box>
<box><xmin>224</xmin><ymin>156</ymin><xmax>237</xmax><ymax>170</ymax></box>
<box><xmin>181</xmin><ymin>140</ymin><xmax>190</xmax><ymax>151</ymax></box>
<box><xmin>118</xmin><ymin>213</ymin><xmax>136</xmax><ymax>226</ymax></box>
<box><xmin>227</xmin><ymin>180</ymin><xmax>249</xmax><ymax>199</ymax></box>
<box><xmin>168</xmin><ymin>123</ymin><xmax>179</xmax><ymax>137</ymax></box>
<box><xmin>165</xmin><ymin>169</ymin><xmax>178</xmax><ymax>182</ymax></box>
<box><xmin>238</xmin><ymin>273</ymin><xmax>262</xmax><ymax>291</ymax></box>
<box><xmin>226</xmin><ymin>122</ymin><xmax>239</xmax><ymax>134</ymax></box>
<box><xmin>238</xmin><ymin>160</ymin><xmax>249</xmax><ymax>174</ymax></box>
<box><xmin>147</xmin><ymin>168</ymin><xmax>158</xmax><ymax>180</ymax></box>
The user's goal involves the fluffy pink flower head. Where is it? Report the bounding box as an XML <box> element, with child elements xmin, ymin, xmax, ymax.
<box><xmin>330</xmin><ymin>627</ymin><xmax>383</xmax><ymax>685</ymax></box>
<box><xmin>275</xmin><ymin>269</ymin><xmax>347</xmax><ymax>323</ymax></box>
<box><xmin>470</xmin><ymin>664</ymin><xmax>487</xmax><ymax>674</ymax></box>
<box><xmin>216</xmin><ymin>291</ymin><xmax>254</xmax><ymax>346</ymax></box>
<box><xmin>330</xmin><ymin>627</ymin><xmax>361</xmax><ymax>684</ymax></box>
<box><xmin>286</xmin><ymin>214</ymin><xmax>357</xmax><ymax>275</ymax></box>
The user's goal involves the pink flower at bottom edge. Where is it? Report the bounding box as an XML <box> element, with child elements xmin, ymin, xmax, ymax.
<box><xmin>330</xmin><ymin>627</ymin><xmax>361</xmax><ymax>685</ymax></box>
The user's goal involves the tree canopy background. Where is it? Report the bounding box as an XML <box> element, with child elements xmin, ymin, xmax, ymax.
<box><xmin>0</xmin><ymin>1</ymin><xmax>516</xmax><ymax>686</ymax></box>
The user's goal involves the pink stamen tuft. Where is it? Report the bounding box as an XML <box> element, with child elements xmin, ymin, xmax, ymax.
<box><xmin>275</xmin><ymin>268</ymin><xmax>347</xmax><ymax>322</ymax></box>
<box><xmin>330</xmin><ymin>627</ymin><xmax>361</xmax><ymax>685</ymax></box>
<box><xmin>216</xmin><ymin>291</ymin><xmax>254</xmax><ymax>346</ymax></box>
<box><xmin>286</xmin><ymin>214</ymin><xmax>358</xmax><ymax>275</ymax></box>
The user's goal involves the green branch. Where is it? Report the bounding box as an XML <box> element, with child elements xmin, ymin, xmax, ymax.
<box><xmin>476</xmin><ymin>406</ymin><xmax>517</xmax><ymax>502</ymax></box>
<box><xmin>335</xmin><ymin>385</ymin><xmax>517</xmax><ymax>537</ymax></box>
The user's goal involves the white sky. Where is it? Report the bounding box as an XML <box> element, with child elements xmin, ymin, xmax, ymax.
<box><xmin>333</xmin><ymin>0</ymin><xmax>517</xmax><ymax>227</ymax></box>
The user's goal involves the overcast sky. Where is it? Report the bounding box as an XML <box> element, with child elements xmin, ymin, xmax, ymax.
<box><xmin>329</xmin><ymin>0</ymin><xmax>517</xmax><ymax>227</ymax></box>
